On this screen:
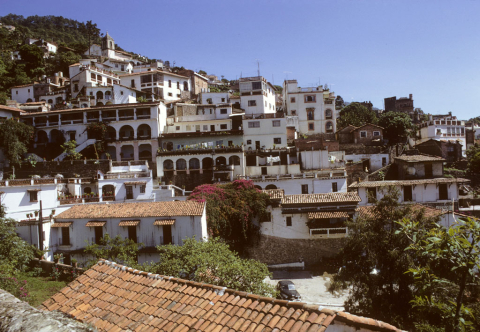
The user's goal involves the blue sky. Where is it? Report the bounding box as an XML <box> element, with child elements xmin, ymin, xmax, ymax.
<box><xmin>1</xmin><ymin>0</ymin><xmax>479</xmax><ymax>119</ymax></box>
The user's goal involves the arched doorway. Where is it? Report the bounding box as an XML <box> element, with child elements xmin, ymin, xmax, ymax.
<box><xmin>50</xmin><ymin>129</ymin><xmax>65</xmax><ymax>144</ymax></box>
<box><xmin>265</xmin><ymin>184</ymin><xmax>278</xmax><ymax>190</ymax></box>
<box><xmin>137</xmin><ymin>124</ymin><xmax>151</xmax><ymax>139</ymax></box>
<box><xmin>176</xmin><ymin>159</ymin><xmax>187</xmax><ymax>171</ymax></box>
<box><xmin>189</xmin><ymin>158</ymin><xmax>200</xmax><ymax>170</ymax></box>
<box><xmin>229</xmin><ymin>155</ymin><xmax>240</xmax><ymax>165</ymax></box>
<box><xmin>120</xmin><ymin>145</ymin><xmax>134</xmax><ymax>160</ymax></box>
<box><xmin>139</xmin><ymin>144</ymin><xmax>152</xmax><ymax>160</ymax></box>
<box><xmin>119</xmin><ymin>125</ymin><xmax>134</xmax><ymax>140</ymax></box>
<box><xmin>202</xmin><ymin>157</ymin><xmax>213</xmax><ymax>169</ymax></box>
<box><xmin>163</xmin><ymin>160</ymin><xmax>174</xmax><ymax>170</ymax></box>
<box><xmin>36</xmin><ymin>130</ymin><xmax>48</xmax><ymax>144</ymax></box>
<box><xmin>106</xmin><ymin>126</ymin><xmax>116</xmax><ymax>140</ymax></box>
<box><xmin>215</xmin><ymin>156</ymin><xmax>226</xmax><ymax>165</ymax></box>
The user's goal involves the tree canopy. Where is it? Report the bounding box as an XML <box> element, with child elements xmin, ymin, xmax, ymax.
<box><xmin>466</xmin><ymin>143</ymin><xmax>480</xmax><ymax>174</ymax></box>
<box><xmin>0</xmin><ymin>118</ymin><xmax>34</xmax><ymax>165</ymax></box>
<box><xmin>337</xmin><ymin>102</ymin><xmax>378</xmax><ymax>129</ymax></box>
<box><xmin>188</xmin><ymin>180</ymin><xmax>270</xmax><ymax>253</ymax></box>
<box><xmin>378</xmin><ymin>111</ymin><xmax>413</xmax><ymax>144</ymax></box>
<box><xmin>84</xmin><ymin>233</ymin><xmax>142</xmax><ymax>269</ymax></box>
<box><xmin>150</xmin><ymin>237</ymin><xmax>276</xmax><ymax>297</ymax></box>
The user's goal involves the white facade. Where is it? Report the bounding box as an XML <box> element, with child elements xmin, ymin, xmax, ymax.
<box><xmin>69</xmin><ymin>63</ymin><xmax>121</xmax><ymax>100</ymax></box>
<box><xmin>119</xmin><ymin>71</ymin><xmax>191</xmax><ymax>102</ymax></box>
<box><xmin>239</xmin><ymin>76</ymin><xmax>276</xmax><ymax>114</ymax></box>
<box><xmin>283</xmin><ymin>80</ymin><xmax>337</xmax><ymax>135</ymax></box>
<box><xmin>103</xmin><ymin>59</ymin><xmax>134</xmax><ymax>74</ymax></box>
<box><xmin>11</xmin><ymin>84</ymin><xmax>35</xmax><ymax>103</ymax></box>
<box><xmin>416</xmin><ymin>117</ymin><xmax>466</xmax><ymax>155</ymax></box>
<box><xmin>200</xmin><ymin>92</ymin><xmax>230</xmax><ymax>105</ymax></box>
<box><xmin>249</xmin><ymin>175</ymin><xmax>348</xmax><ymax>195</ymax></box>
<box><xmin>243</xmin><ymin>115</ymin><xmax>287</xmax><ymax>150</ymax></box>
<box><xmin>344</xmin><ymin>153</ymin><xmax>389</xmax><ymax>171</ymax></box>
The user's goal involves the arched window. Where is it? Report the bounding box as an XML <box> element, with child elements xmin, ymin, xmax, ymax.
<box><xmin>265</xmin><ymin>184</ymin><xmax>277</xmax><ymax>190</ymax></box>
<box><xmin>325</xmin><ymin>109</ymin><xmax>332</xmax><ymax>119</ymax></box>
<box><xmin>189</xmin><ymin>158</ymin><xmax>200</xmax><ymax>169</ymax></box>
<box><xmin>215</xmin><ymin>156</ymin><xmax>226</xmax><ymax>165</ymax></box>
<box><xmin>229</xmin><ymin>156</ymin><xmax>240</xmax><ymax>165</ymax></box>
<box><xmin>163</xmin><ymin>160</ymin><xmax>174</xmax><ymax>170</ymax></box>
<box><xmin>176</xmin><ymin>159</ymin><xmax>187</xmax><ymax>170</ymax></box>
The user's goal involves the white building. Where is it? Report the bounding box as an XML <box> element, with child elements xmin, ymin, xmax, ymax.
<box><xmin>10</xmin><ymin>83</ymin><xmax>36</xmax><ymax>103</ymax></box>
<box><xmin>50</xmin><ymin>200</ymin><xmax>207</xmax><ymax>264</ymax></box>
<box><xmin>282</xmin><ymin>80</ymin><xmax>336</xmax><ymax>135</ymax></box>
<box><xmin>239</xmin><ymin>76</ymin><xmax>276</xmax><ymax>114</ymax></box>
<box><xmin>415</xmin><ymin>115</ymin><xmax>466</xmax><ymax>155</ymax></box>
<box><xmin>349</xmin><ymin>178</ymin><xmax>469</xmax><ymax>208</ymax></box>
<box><xmin>119</xmin><ymin>70</ymin><xmax>191</xmax><ymax>102</ymax></box>
<box><xmin>243</xmin><ymin>113</ymin><xmax>287</xmax><ymax>150</ymax></box>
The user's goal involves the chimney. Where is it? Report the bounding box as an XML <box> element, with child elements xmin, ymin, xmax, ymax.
<box><xmin>409</xmin><ymin>94</ymin><xmax>412</xmax><ymax>100</ymax></box>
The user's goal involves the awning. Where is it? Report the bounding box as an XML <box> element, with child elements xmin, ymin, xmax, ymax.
<box><xmin>154</xmin><ymin>219</ymin><xmax>175</xmax><ymax>226</ymax></box>
<box><xmin>124</xmin><ymin>181</ymin><xmax>147</xmax><ymax>185</ymax></box>
<box><xmin>119</xmin><ymin>220</ymin><xmax>140</xmax><ymax>226</ymax></box>
<box><xmin>86</xmin><ymin>221</ymin><xmax>106</xmax><ymax>227</ymax></box>
<box><xmin>51</xmin><ymin>222</ymin><xmax>73</xmax><ymax>228</ymax></box>
<box><xmin>308</xmin><ymin>212</ymin><xmax>350</xmax><ymax>220</ymax></box>
<box><xmin>27</xmin><ymin>189</ymin><xmax>42</xmax><ymax>192</ymax></box>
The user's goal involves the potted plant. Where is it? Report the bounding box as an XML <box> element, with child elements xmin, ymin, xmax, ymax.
<box><xmin>51</xmin><ymin>209</ymin><xmax>56</xmax><ymax>215</ymax></box>
<box><xmin>34</xmin><ymin>210</ymin><xmax>39</xmax><ymax>217</ymax></box>
<box><xmin>71</xmin><ymin>258</ymin><xmax>78</xmax><ymax>268</ymax></box>
<box><xmin>26</xmin><ymin>213</ymin><xmax>29</xmax><ymax>219</ymax></box>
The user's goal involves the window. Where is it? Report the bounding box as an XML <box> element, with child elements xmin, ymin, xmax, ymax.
<box><xmin>274</xmin><ymin>138</ymin><xmax>282</xmax><ymax>144</ymax></box>
<box><xmin>360</xmin><ymin>131</ymin><xmax>367</xmax><ymax>138</ymax></box>
<box><xmin>286</xmin><ymin>216</ymin><xmax>292</xmax><ymax>227</ymax></box>
<box><xmin>291</xmin><ymin>110</ymin><xmax>297</xmax><ymax>115</ymax></box>
<box><xmin>177</xmin><ymin>94</ymin><xmax>181</xmax><ymax>97</ymax></box>
<box><xmin>425</xmin><ymin>164</ymin><xmax>433</xmax><ymax>178</ymax></box>
<box><xmin>325</xmin><ymin>109</ymin><xmax>332</xmax><ymax>119</ymax></box>
<box><xmin>307</xmin><ymin>110</ymin><xmax>314</xmax><ymax>120</ymax></box>
<box><xmin>140</xmin><ymin>185</ymin><xmax>146</xmax><ymax>194</ymax></box>
<box><xmin>177</xmin><ymin>82</ymin><xmax>180</xmax><ymax>89</ymax></box>
<box><xmin>203</xmin><ymin>125</ymin><xmax>208</xmax><ymax>131</ymax></box>
<box><xmin>308</xmin><ymin>123</ymin><xmax>315</xmax><ymax>131</ymax></box>
<box><xmin>301</xmin><ymin>184</ymin><xmax>308</xmax><ymax>194</ymax></box>
<box><xmin>248</xmin><ymin>121</ymin><xmax>260</xmax><ymax>128</ymax></box>
<box><xmin>221</xmin><ymin>98</ymin><xmax>226</xmax><ymax>102</ymax></box>
<box><xmin>367</xmin><ymin>188</ymin><xmax>377</xmax><ymax>203</ymax></box>
<box><xmin>128</xmin><ymin>226</ymin><xmax>137</xmax><ymax>243</ymax></box>
<box><xmin>436</xmin><ymin>128</ymin><xmax>442</xmax><ymax>135</ymax></box>
<box><xmin>260</xmin><ymin>212</ymin><xmax>271</xmax><ymax>222</ymax></box>
<box><xmin>439</xmin><ymin>184</ymin><xmax>448</xmax><ymax>200</ymax></box>
<box><xmin>120</xmin><ymin>91</ymin><xmax>124</xmax><ymax>95</ymax></box>
<box><xmin>373</xmin><ymin>131</ymin><xmax>381</xmax><ymax>136</ymax></box>
<box><xmin>168</xmin><ymin>80</ymin><xmax>172</xmax><ymax>88</ymax></box>
<box><xmin>175</xmin><ymin>126</ymin><xmax>180</xmax><ymax>131</ymax></box>
<box><xmin>220</xmin><ymin>124</ymin><xmax>227</xmax><ymax>130</ymax></box>
<box><xmin>290</xmin><ymin>97</ymin><xmax>295</xmax><ymax>103</ymax></box>
<box><xmin>74</xmin><ymin>84</ymin><xmax>79</xmax><ymax>92</ymax></box>
<box><xmin>325</xmin><ymin>122</ymin><xmax>333</xmax><ymax>132</ymax></box>
<box><xmin>131</xmin><ymin>79</ymin><xmax>135</xmax><ymax>88</ymax></box>
<box><xmin>252</xmin><ymin>82</ymin><xmax>262</xmax><ymax>90</ymax></box>
<box><xmin>332</xmin><ymin>182</ymin><xmax>338</xmax><ymax>192</ymax></box>
<box><xmin>220</xmin><ymin>109</ymin><xmax>227</xmax><ymax>114</ymax></box>
<box><xmin>304</xmin><ymin>95</ymin><xmax>316</xmax><ymax>102</ymax></box>
<box><xmin>61</xmin><ymin>227</ymin><xmax>70</xmax><ymax>246</ymax></box>
<box><xmin>247</xmin><ymin>140</ymin><xmax>252</xmax><ymax>144</ymax></box>
<box><xmin>126</xmin><ymin>186</ymin><xmax>133</xmax><ymax>199</ymax></box>
<box><xmin>94</xmin><ymin>226</ymin><xmax>103</xmax><ymax>245</ymax></box>
<box><xmin>248</xmin><ymin>100</ymin><xmax>256</xmax><ymax>106</ymax></box>
<box><xmin>28</xmin><ymin>89</ymin><xmax>30</xmax><ymax>93</ymax></box>
<box><xmin>404</xmin><ymin>185</ymin><xmax>413</xmax><ymax>202</ymax></box>
<box><xmin>272</xmin><ymin>120</ymin><xmax>281</xmax><ymax>127</ymax></box>
<box><xmin>29</xmin><ymin>191</ymin><xmax>38</xmax><ymax>202</ymax></box>
<box><xmin>168</xmin><ymin>92</ymin><xmax>173</xmax><ymax>97</ymax></box>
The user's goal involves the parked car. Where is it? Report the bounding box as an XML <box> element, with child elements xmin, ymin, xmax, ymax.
<box><xmin>276</xmin><ymin>280</ymin><xmax>301</xmax><ymax>301</ymax></box>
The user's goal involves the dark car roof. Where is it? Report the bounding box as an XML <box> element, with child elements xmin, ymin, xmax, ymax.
<box><xmin>278</xmin><ymin>280</ymin><xmax>294</xmax><ymax>286</ymax></box>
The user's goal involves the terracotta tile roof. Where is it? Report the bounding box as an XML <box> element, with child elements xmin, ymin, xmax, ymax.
<box><xmin>85</xmin><ymin>221</ymin><xmax>106</xmax><ymax>227</ymax></box>
<box><xmin>349</xmin><ymin>178</ymin><xmax>470</xmax><ymax>188</ymax></box>
<box><xmin>308</xmin><ymin>211</ymin><xmax>350</xmax><ymax>219</ymax></box>
<box><xmin>51</xmin><ymin>222</ymin><xmax>73</xmax><ymax>228</ymax></box>
<box><xmin>119</xmin><ymin>70</ymin><xmax>189</xmax><ymax>79</ymax></box>
<box><xmin>119</xmin><ymin>220</ymin><xmax>140</xmax><ymax>226</ymax></box>
<box><xmin>356</xmin><ymin>204</ymin><xmax>447</xmax><ymax>219</ymax></box>
<box><xmin>56</xmin><ymin>201</ymin><xmax>205</xmax><ymax>219</ymax></box>
<box><xmin>351</xmin><ymin>123</ymin><xmax>384</xmax><ymax>132</ymax></box>
<box><xmin>41</xmin><ymin>260</ymin><xmax>405</xmax><ymax>332</ymax></box>
<box><xmin>282</xmin><ymin>192</ymin><xmax>361</xmax><ymax>205</ymax></box>
<box><xmin>154</xmin><ymin>219</ymin><xmax>175</xmax><ymax>226</ymax></box>
<box><xmin>0</xmin><ymin>105</ymin><xmax>24</xmax><ymax>113</ymax></box>
<box><xmin>262</xmin><ymin>189</ymin><xmax>285</xmax><ymax>199</ymax></box>
<box><xmin>395</xmin><ymin>154</ymin><xmax>445</xmax><ymax>162</ymax></box>
<box><xmin>10</xmin><ymin>83</ymin><xmax>35</xmax><ymax>89</ymax></box>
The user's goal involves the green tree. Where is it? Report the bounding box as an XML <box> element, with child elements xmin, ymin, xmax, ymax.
<box><xmin>60</xmin><ymin>140</ymin><xmax>82</xmax><ymax>160</ymax></box>
<box><xmin>0</xmin><ymin>118</ymin><xmax>34</xmax><ymax>165</ymax></box>
<box><xmin>198</xmin><ymin>70</ymin><xmax>207</xmax><ymax>76</ymax></box>
<box><xmin>83</xmin><ymin>20</ymin><xmax>100</xmax><ymax>56</ymax></box>
<box><xmin>378</xmin><ymin>111</ymin><xmax>413</xmax><ymax>144</ymax></box>
<box><xmin>398</xmin><ymin>217</ymin><xmax>480</xmax><ymax>332</ymax></box>
<box><xmin>0</xmin><ymin>217</ymin><xmax>36</xmax><ymax>275</ymax></box>
<box><xmin>335</xmin><ymin>95</ymin><xmax>345</xmax><ymax>110</ymax></box>
<box><xmin>337</xmin><ymin>102</ymin><xmax>378</xmax><ymax>129</ymax></box>
<box><xmin>329</xmin><ymin>188</ymin><xmax>439</xmax><ymax>329</ymax></box>
<box><xmin>151</xmin><ymin>237</ymin><xmax>276</xmax><ymax>297</ymax></box>
<box><xmin>18</xmin><ymin>44</ymin><xmax>44</xmax><ymax>76</ymax></box>
<box><xmin>84</xmin><ymin>233</ymin><xmax>143</xmax><ymax>269</ymax></box>
<box><xmin>466</xmin><ymin>144</ymin><xmax>480</xmax><ymax>174</ymax></box>
<box><xmin>188</xmin><ymin>180</ymin><xmax>270</xmax><ymax>253</ymax></box>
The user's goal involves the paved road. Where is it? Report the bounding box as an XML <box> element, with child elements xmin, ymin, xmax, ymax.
<box><xmin>265</xmin><ymin>270</ymin><xmax>348</xmax><ymax>311</ymax></box>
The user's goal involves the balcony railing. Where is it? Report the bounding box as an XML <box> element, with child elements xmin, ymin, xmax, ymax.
<box><xmin>310</xmin><ymin>227</ymin><xmax>348</xmax><ymax>238</ymax></box>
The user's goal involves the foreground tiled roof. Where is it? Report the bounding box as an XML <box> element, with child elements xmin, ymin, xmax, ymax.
<box><xmin>356</xmin><ymin>204</ymin><xmax>446</xmax><ymax>220</ymax></box>
<box><xmin>349</xmin><ymin>178</ymin><xmax>469</xmax><ymax>188</ymax></box>
<box><xmin>394</xmin><ymin>154</ymin><xmax>445</xmax><ymax>162</ymax></box>
<box><xmin>56</xmin><ymin>201</ymin><xmax>205</xmax><ymax>219</ymax></box>
<box><xmin>282</xmin><ymin>192</ymin><xmax>361</xmax><ymax>205</ymax></box>
<box><xmin>42</xmin><ymin>260</ymin><xmax>404</xmax><ymax>332</ymax></box>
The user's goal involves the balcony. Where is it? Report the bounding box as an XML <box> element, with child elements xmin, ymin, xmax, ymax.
<box><xmin>214</xmin><ymin>165</ymin><xmax>235</xmax><ymax>171</ymax></box>
<box><xmin>159</xmin><ymin>129</ymin><xmax>243</xmax><ymax>139</ymax></box>
<box><xmin>310</xmin><ymin>227</ymin><xmax>348</xmax><ymax>238</ymax></box>
<box><xmin>157</xmin><ymin>146</ymin><xmax>242</xmax><ymax>156</ymax></box>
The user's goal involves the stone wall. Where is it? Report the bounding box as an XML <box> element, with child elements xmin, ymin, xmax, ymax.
<box><xmin>3</xmin><ymin>160</ymin><xmax>110</xmax><ymax>179</ymax></box>
<box><xmin>247</xmin><ymin>234</ymin><xmax>346</xmax><ymax>267</ymax></box>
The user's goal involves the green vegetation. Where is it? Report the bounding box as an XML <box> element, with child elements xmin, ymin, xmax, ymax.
<box><xmin>188</xmin><ymin>179</ymin><xmax>270</xmax><ymax>253</ymax></box>
<box><xmin>337</xmin><ymin>102</ymin><xmax>378</xmax><ymax>129</ymax></box>
<box><xmin>148</xmin><ymin>238</ymin><xmax>276</xmax><ymax>297</ymax></box>
<box><xmin>60</xmin><ymin>140</ymin><xmax>82</xmax><ymax>160</ymax></box>
<box><xmin>18</xmin><ymin>272</ymin><xmax>68</xmax><ymax>307</ymax></box>
<box><xmin>378</xmin><ymin>111</ymin><xmax>413</xmax><ymax>144</ymax></box>
<box><xmin>466</xmin><ymin>143</ymin><xmax>480</xmax><ymax>175</ymax></box>
<box><xmin>0</xmin><ymin>118</ymin><xmax>34</xmax><ymax>165</ymax></box>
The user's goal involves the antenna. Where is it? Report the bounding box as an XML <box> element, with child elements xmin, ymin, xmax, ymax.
<box><xmin>256</xmin><ymin>59</ymin><xmax>261</xmax><ymax>76</ymax></box>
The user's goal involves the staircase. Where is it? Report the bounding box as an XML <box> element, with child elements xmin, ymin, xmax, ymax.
<box><xmin>54</xmin><ymin>139</ymin><xmax>97</xmax><ymax>161</ymax></box>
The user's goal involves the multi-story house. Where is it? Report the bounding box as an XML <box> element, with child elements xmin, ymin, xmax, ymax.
<box><xmin>119</xmin><ymin>70</ymin><xmax>191</xmax><ymax>102</ymax></box>
<box><xmin>22</xmin><ymin>101</ymin><xmax>166</xmax><ymax>162</ymax></box>
<box><xmin>239</xmin><ymin>76</ymin><xmax>276</xmax><ymax>114</ymax></box>
<box><xmin>282</xmin><ymin>79</ymin><xmax>336</xmax><ymax>135</ymax></box>
<box><xmin>415</xmin><ymin>115</ymin><xmax>466</xmax><ymax>155</ymax></box>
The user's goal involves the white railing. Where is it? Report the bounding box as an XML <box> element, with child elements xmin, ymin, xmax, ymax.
<box><xmin>310</xmin><ymin>227</ymin><xmax>348</xmax><ymax>238</ymax></box>
<box><xmin>55</xmin><ymin>138</ymin><xmax>97</xmax><ymax>161</ymax></box>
